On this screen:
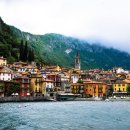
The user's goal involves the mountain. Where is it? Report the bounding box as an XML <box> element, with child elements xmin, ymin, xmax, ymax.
<box><xmin>0</xmin><ymin>17</ymin><xmax>20</xmax><ymax>63</ymax></box>
<box><xmin>1</xmin><ymin>17</ymin><xmax>130</xmax><ymax>70</ymax></box>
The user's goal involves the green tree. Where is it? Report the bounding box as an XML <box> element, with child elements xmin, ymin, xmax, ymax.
<box><xmin>23</xmin><ymin>41</ymin><xmax>28</xmax><ymax>61</ymax></box>
<box><xmin>77</xmin><ymin>80</ymin><xmax>83</xmax><ymax>84</ymax></box>
<box><xmin>8</xmin><ymin>81</ymin><xmax>20</xmax><ymax>96</ymax></box>
<box><xmin>7</xmin><ymin>56</ymin><xmax>15</xmax><ymax>64</ymax></box>
<box><xmin>108</xmin><ymin>85</ymin><xmax>113</xmax><ymax>96</ymax></box>
<box><xmin>28</xmin><ymin>49</ymin><xmax>34</xmax><ymax>62</ymax></box>
<box><xmin>127</xmin><ymin>84</ymin><xmax>130</xmax><ymax>92</ymax></box>
<box><xmin>19</xmin><ymin>40</ymin><xmax>24</xmax><ymax>61</ymax></box>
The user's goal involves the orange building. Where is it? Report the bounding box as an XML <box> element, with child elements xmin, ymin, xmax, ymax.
<box><xmin>84</xmin><ymin>80</ymin><xmax>107</xmax><ymax>97</ymax></box>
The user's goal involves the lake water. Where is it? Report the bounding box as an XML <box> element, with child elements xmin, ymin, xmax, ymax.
<box><xmin>0</xmin><ymin>101</ymin><xmax>130</xmax><ymax>130</ymax></box>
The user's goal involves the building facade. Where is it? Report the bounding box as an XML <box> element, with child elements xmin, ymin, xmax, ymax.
<box><xmin>84</xmin><ymin>80</ymin><xmax>107</xmax><ymax>97</ymax></box>
<box><xmin>14</xmin><ymin>76</ymin><xmax>31</xmax><ymax>97</ymax></box>
<box><xmin>0</xmin><ymin>56</ymin><xmax>7</xmax><ymax>66</ymax></box>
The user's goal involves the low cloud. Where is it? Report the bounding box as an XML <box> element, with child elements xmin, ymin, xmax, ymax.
<box><xmin>0</xmin><ymin>0</ymin><xmax>130</xmax><ymax>52</ymax></box>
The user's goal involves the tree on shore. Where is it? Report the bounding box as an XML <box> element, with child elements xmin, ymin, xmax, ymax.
<box><xmin>127</xmin><ymin>84</ymin><xmax>130</xmax><ymax>92</ymax></box>
<box><xmin>7</xmin><ymin>81</ymin><xmax>20</xmax><ymax>96</ymax></box>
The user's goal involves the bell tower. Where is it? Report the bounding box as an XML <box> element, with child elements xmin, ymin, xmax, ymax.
<box><xmin>75</xmin><ymin>51</ymin><xmax>80</xmax><ymax>70</ymax></box>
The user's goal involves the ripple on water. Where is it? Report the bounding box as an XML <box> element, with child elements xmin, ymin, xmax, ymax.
<box><xmin>0</xmin><ymin>101</ymin><xmax>130</xmax><ymax>130</ymax></box>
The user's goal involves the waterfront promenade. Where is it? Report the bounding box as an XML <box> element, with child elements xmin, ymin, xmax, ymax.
<box><xmin>0</xmin><ymin>96</ymin><xmax>53</xmax><ymax>103</ymax></box>
<box><xmin>1</xmin><ymin>96</ymin><xmax>130</xmax><ymax>103</ymax></box>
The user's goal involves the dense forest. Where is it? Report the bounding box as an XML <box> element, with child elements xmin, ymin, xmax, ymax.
<box><xmin>0</xmin><ymin>17</ymin><xmax>34</xmax><ymax>63</ymax></box>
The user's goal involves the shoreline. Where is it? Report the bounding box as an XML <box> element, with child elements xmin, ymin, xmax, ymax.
<box><xmin>0</xmin><ymin>96</ymin><xmax>56</xmax><ymax>103</ymax></box>
<box><xmin>0</xmin><ymin>97</ymin><xmax>130</xmax><ymax>103</ymax></box>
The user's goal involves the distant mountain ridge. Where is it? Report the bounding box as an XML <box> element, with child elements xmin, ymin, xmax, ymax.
<box><xmin>1</xmin><ymin>17</ymin><xmax>130</xmax><ymax>70</ymax></box>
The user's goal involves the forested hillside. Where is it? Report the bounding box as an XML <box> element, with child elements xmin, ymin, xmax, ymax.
<box><xmin>1</xmin><ymin>17</ymin><xmax>130</xmax><ymax>70</ymax></box>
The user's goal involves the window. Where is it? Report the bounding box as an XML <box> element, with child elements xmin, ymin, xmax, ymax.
<box><xmin>81</xmin><ymin>86</ymin><xmax>83</xmax><ymax>89</ymax></box>
<box><xmin>22</xmin><ymin>84</ymin><xmax>24</xmax><ymax>88</ymax></box>
<box><xmin>27</xmin><ymin>89</ymin><xmax>30</xmax><ymax>93</ymax></box>
<box><xmin>22</xmin><ymin>89</ymin><xmax>24</xmax><ymax>92</ymax></box>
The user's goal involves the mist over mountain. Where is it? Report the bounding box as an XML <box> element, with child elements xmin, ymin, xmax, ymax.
<box><xmin>1</xmin><ymin>17</ymin><xmax>130</xmax><ymax>70</ymax></box>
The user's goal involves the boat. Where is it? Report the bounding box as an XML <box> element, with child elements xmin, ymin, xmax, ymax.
<box><xmin>93</xmin><ymin>96</ymin><xmax>102</xmax><ymax>101</ymax></box>
<box><xmin>105</xmin><ymin>99</ymin><xmax>110</xmax><ymax>102</ymax></box>
<box><xmin>48</xmin><ymin>98</ymin><xmax>57</xmax><ymax>102</ymax></box>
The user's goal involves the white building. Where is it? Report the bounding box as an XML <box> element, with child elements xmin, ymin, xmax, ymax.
<box><xmin>115</xmin><ymin>67</ymin><xmax>129</xmax><ymax>74</ymax></box>
<box><xmin>71</xmin><ymin>74</ymin><xmax>80</xmax><ymax>83</ymax></box>
<box><xmin>43</xmin><ymin>79</ymin><xmax>54</xmax><ymax>97</ymax></box>
<box><xmin>0</xmin><ymin>71</ymin><xmax>13</xmax><ymax>81</ymax></box>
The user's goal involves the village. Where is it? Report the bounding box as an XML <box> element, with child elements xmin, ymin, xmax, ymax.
<box><xmin>0</xmin><ymin>52</ymin><xmax>130</xmax><ymax>102</ymax></box>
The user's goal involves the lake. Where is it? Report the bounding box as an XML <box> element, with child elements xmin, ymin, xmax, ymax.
<box><xmin>0</xmin><ymin>101</ymin><xmax>130</xmax><ymax>130</ymax></box>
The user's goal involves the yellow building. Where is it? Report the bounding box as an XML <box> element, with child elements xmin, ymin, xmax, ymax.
<box><xmin>0</xmin><ymin>56</ymin><xmax>7</xmax><ymax>66</ymax></box>
<box><xmin>71</xmin><ymin>83</ymin><xmax>84</xmax><ymax>97</ymax></box>
<box><xmin>113</xmin><ymin>80</ymin><xmax>129</xmax><ymax>93</ymax></box>
<box><xmin>84</xmin><ymin>80</ymin><xmax>107</xmax><ymax>97</ymax></box>
<box><xmin>29</xmin><ymin>73</ymin><xmax>43</xmax><ymax>97</ymax></box>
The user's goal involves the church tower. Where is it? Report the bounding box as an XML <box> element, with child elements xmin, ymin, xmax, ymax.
<box><xmin>75</xmin><ymin>51</ymin><xmax>80</xmax><ymax>70</ymax></box>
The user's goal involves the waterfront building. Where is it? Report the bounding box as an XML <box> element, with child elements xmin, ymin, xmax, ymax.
<box><xmin>71</xmin><ymin>83</ymin><xmax>84</xmax><ymax>97</ymax></box>
<box><xmin>83</xmin><ymin>80</ymin><xmax>107</xmax><ymax>97</ymax></box>
<box><xmin>47</xmin><ymin>73</ymin><xmax>62</xmax><ymax>91</ymax></box>
<box><xmin>113</xmin><ymin>80</ymin><xmax>127</xmax><ymax>92</ymax></box>
<box><xmin>42</xmin><ymin>79</ymin><xmax>54</xmax><ymax>97</ymax></box>
<box><xmin>113</xmin><ymin>79</ymin><xmax>130</xmax><ymax>96</ymax></box>
<box><xmin>64</xmin><ymin>83</ymin><xmax>71</xmax><ymax>93</ymax></box>
<box><xmin>29</xmin><ymin>73</ymin><xmax>43</xmax><ymax>97</ymax></box>
<box><xmin>14</xmin><ymin>76</ymin><xmax>31</xmax><ymax>97</ymax></box>
<box><xmin>59</xmin><ymin>72</ymin><xmax>70</xmax><ymax>91</ymax></box>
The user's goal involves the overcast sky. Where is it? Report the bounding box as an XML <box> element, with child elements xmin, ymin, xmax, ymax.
<box><xmin>0</xmin><ymin>0</ymin><xmax>130</xmax><ymax>52</ymax></box>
